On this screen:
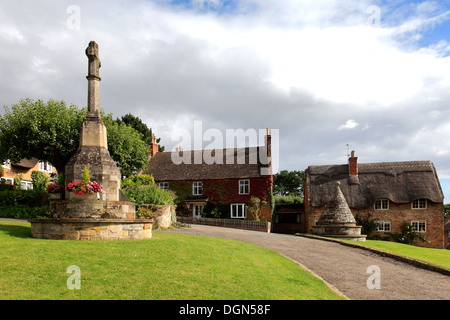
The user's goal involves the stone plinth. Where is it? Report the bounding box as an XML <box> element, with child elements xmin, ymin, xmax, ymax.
<box><xmin>49</xmin><ymin>197</ymin><xmax>135</xmax><ymax>220</ymax></box>
<box><xmin>311</xmin><ymin>225</ymin><xmax>367</xmax><ymax>241</ymax></box>
<box><xmin>29</xmin><ymin>218</ymin><xmax>153</xmax><ymax>240</ymax></box>
<box><xmin>64</xmin><ymin>145</ymin><xmax>121</xmax><ymax>201</ymax></box>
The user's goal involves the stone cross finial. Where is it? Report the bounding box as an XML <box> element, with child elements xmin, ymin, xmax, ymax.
<box><xmin>86</xmin><ymin>41</ymin><xmax>101</xmax><ymax>117</ymax></box>
<box><xmin>86</xmin><ymin>41</ymin><xmax>101</xmax><ymax>78</ymax></box>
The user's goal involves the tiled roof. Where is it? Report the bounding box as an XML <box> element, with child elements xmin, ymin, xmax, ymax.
<box><xmin>142</xmin><ymin>146</ymin><xmax>270</xmax><ymax>181</ymax></box>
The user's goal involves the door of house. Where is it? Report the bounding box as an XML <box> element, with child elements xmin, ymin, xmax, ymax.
<box><xmin>193</xmin><ymin>205</ymin><xmax>203</xmax><ymax>218</ymax></box>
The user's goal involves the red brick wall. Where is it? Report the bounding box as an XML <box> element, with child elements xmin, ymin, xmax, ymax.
<box><xmin>160</xmin><ymin>176</ymin><xmax>273</xmax><ymax>221</ymax></box>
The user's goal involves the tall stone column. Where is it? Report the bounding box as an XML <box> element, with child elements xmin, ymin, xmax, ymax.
<box><xmin>64</xmin><ymin>41</ymin><xmax>121</xmax><ymax>201</ymax></box>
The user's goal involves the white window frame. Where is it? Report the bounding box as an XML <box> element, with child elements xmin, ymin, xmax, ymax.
<box><xmin>39</xmin><ymin>161</ymin><xmax>52</xmax><ymax>173</ymax></box>
<box><xmin>158</xmin><ymin>182</ymin><xmax>169</xmax><ymax>190</ymax></box>
<box><xmin>231</xmin><ymin>203</ymin><xmax>246</xmax><ymax>219</ymax></box>
<box><xmin>193</xmin><ymin>205</ymin><xmax>203</xmax><ymax>218</ymax></box>
<box><xmin>2</xmin><ymin>160</ymin><xmax>10</xmax><ymax>169</ymax></box>
<box><xmin>239</xmin><ymin>179</ymin><xmax>250</xmax><ymax>194</ymax></box>
<box><xmin>377</xmin><ymin>220</ymin><xmax>391</xmax><ymax>232</ymax></box>
<box><xmin>374</xmin><ymin>199</ymin><xmax>389</xmax><ymax>210</ymax></box>
<box><xmin>192</xmin><ymin>182</ymin><xmax>203</xmax><ymax>195</ymax></box>
<box><xmin>21</xmin><ymin>180</ymin><xmax>33</xmax><ymax>190</ymax></box>
<box><xmin>411</xmin><ymin>220</ymin><xmax>426</xmax><ymax>232</ymax></box>
<box><xmin>1</xmin><ymin>177</ymin><xmax>13</xmax><ymax>185</ymax></box>
<box><xmin>412</xmin><ymin>198</ymin><xmax>427</xmax><ymax>209</ymax></box>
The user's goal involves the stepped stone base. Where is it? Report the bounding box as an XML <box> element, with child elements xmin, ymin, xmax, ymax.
<box><xmin>29</xmin><ymin>218</ymin><xmax>153</xmax><ymax>241</ymax></box>
<box><xmin>311</xmin><ymin>224</ymin><xmax>366</xmax><ymax>241</ymax></box>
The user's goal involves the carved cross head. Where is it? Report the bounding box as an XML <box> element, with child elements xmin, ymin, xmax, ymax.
<box><xmin>85</xmin><ymin>41</ymin><xmax>101</xmax><ymax>68</ymax></box>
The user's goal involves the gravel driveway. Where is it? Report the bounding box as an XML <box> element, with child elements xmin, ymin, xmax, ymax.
<box><xmin>161</xmin><ymin>224</ymin><xmax>450</xmax><ymax>300</ymax></box>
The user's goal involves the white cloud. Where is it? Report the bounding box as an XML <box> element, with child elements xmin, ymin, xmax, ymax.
<box><xmin>339</xmin><ymin>119</ymin><xmax>359</xmax><ymax>130</ymax></box>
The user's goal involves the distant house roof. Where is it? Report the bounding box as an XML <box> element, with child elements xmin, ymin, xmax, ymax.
<box><xmin>142</xmin><ymin>146</ymin><xmax>271</xmax><ymax>181</ymax></box>
<box><xmin>307</xmin><ymin>160</ymin><xmax>444</xmax><ymax>208</ymax></box>
<box><xmin>12</xmin><ymin>158</ymin><xmax>39</xmax><ymax>169</ymax></box>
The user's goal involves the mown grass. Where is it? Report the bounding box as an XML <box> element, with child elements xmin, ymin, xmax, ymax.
<box><xmin>341</xmin><ymin>239</ymin><xmax>450</xmax><ymax>270</ymax></box>
<box><xmin>0</xmin><ymin>221</ymin><xmax>344</xmax><ymax>300</ymax></box>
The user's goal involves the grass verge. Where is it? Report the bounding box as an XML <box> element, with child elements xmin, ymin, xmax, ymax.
<box><xmin>342</xmin><ymin>239</ymin><xmax>450</xmax><ymax>270</ymax></box>
<box><xmin>298</xmin><ymin>234</ymin><xmax>450</xmax><ymax>270</ymax></box>
<box><xmin>0</xmin><ymin>221</ymin><xmax>344</xmax><ymax>300</ymax></box>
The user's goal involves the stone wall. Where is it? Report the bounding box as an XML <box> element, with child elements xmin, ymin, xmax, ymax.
<box><xmin>138</xmin><ymin>204</ymin><xmax>175</xmax><ymax>229</ymax></box>
<box><xmin>29</xmin><ymin>218</ymin><xmax>153</xmax><ymax>240</ymax></box>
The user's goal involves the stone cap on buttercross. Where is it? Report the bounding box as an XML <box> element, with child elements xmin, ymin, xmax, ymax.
<box><xmin>86</xmin><ymin>41</ymin><xmax>101</xmax><ymax>80</ymax></box>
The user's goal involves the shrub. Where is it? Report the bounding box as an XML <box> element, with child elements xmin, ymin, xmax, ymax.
<box><xmin>121</xmin><ymin>174</ymin><xmax>155</xmax><ymax>188</ymax></box>
<box><xmin>122</xmin><ymin>184</ymin><xmax>176</xmax><ymax>206</ymax></box>
<box><xmin>0</xmin><ymin>188</ymin><xmax>48</xmax><ymax>207</ymax></box>
<box><xmin>0</xmin><ymin>204</ymin><xmax>49</xmax><ymax>219</ymax></box>
<box><xmin>82</xmin><ymin>166</ymin><xmax>90</xmax><ymax>184</ymax></box>
<box><xmin>31</xmin><ymin>171</ymin><xmax>49</xmax><ymax>192</ymax></box>
<box><xmin>391</xmin><ymin>222</ymin><xmax>426</xmax><ymax>245</ymax></box>
<box><xmin>274</xmin><ymin>195</ymin><xmax>303</xmax><ymax>205</ymax></box>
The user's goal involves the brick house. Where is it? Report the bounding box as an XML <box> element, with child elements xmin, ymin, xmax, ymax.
<box><xmin>305</xmin><ymin>151</ymin><xmax>445</xmax><ymax>248</ymax></box>
<box><xmin>142</xmin><ymin>131</ymin><xmax>273</xmax><ymax>222</ymax></box>
<box><xmin>1</xmin><ymin>158</ymin><xmax>57</xmax><ymax>189</ymax></box>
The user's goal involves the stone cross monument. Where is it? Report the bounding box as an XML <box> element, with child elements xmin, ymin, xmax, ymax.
<box><xmin>86</xmin><ymin>41</ymin><xmax>101</xmax><ymax>118</ymax></box>
<box><xmin>64</xmin><ymin>41</ymin><xmax>121</xmax><ymax>201</ymax></box>
<box><xmin>29</xmin><ymin>41</ymin><xmax>153</xmax><ymax>241</ymax></box>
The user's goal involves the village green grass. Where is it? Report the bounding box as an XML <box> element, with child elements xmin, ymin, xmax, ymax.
<box><xmin>341</xmin><ymin>239</ymin><xmax>450</xmax><ymax>270</ymax></box>
<box><xmin>0</xmin><ymin>221</ymin><xmax>344</xmax><ymax>300</ymax></box>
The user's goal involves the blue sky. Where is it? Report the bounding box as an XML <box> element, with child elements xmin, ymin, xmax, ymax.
<box><xmin>1</xmin><ymin>0</ymin><xmax>450</xmax><ymax>202</ymax></box>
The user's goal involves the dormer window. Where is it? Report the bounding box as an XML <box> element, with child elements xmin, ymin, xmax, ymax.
<box><xmin>374</xmin><ymin>199</ymin><xmax>389</xmax><ymax>210</ymax></box>
<box><xmin>39</xmin><ymin>161</ymin><xmax>52</xmax><ymax>173</ymax></box>
<box><xmin>412</xmin><ymin>198</ymin><xmax>427</xmax><ymax>209</ymax></box>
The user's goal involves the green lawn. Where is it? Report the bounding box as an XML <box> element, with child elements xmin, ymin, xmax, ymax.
<box><xmin>0</xmin><ymin>221</ymin><xmax>344</xmax><ymax>300</ymax></box>
<box><xmin>343</xmin><ymin>239</ymin><xmax>450</xmax><ymax>270</ymax></box>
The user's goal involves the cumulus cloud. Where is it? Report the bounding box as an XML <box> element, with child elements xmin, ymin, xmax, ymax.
<box><xmin>339</xmin><ymin>120</ymin><xmax>359</xmax><ymax>130</ymax></box>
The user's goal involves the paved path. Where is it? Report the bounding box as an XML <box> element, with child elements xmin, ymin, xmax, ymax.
<box><xmin>160</xmin><ymin>224</ymin><xmax>450</xmax><ymax>300</ymax></box>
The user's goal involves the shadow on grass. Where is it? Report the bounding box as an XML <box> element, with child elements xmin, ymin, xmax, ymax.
<box><xmin>0</xmin><ymin>223</ymin><xmax>32</xmax><ymax>239</ymax></box>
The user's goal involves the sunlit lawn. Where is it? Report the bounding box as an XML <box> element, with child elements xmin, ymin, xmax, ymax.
<box><xmin>0</xmin><ymin>221</ymin><xmax>344</xmax><ymax>300</ymax></box>
<box><xmin>342</xmin><ymin>239</ymin><xmax>450</xmax><ymax>270</ymax></box>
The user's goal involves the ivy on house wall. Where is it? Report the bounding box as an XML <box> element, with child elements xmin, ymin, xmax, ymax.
<box><xmin>165</xmin><ymin>177</ymin><xmax>273</xmax><ymax>219</ymax></box>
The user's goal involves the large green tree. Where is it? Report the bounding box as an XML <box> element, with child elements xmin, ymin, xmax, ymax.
<box><xmin>273</xmin><ymin>170</ymin><xmax>305</xmax><ymax>197</ymax></box>
<box><xmin>0</xmin><ymin>98</ymin><xmax>151</xmax><ymax>177</ymax></box>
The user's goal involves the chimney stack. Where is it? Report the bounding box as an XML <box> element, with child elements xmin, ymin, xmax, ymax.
<box><xmin>348</xmin><ymin>150</ymin><xmax>358</xmax><ymax>176</ymax></box>
<box><xmin>347</xmin><ymin>150</ymin><xmax>359</xmax><ymax>185</ymax></box>
<box><xmin>150</xmin><ymin>135</ymin><xmax>159</xmax><ymax>157</ymax></box>
<box><xmin>265</xmin><ymin>128</ymin><xmax>271</xmax><ymax>159</ymax></box>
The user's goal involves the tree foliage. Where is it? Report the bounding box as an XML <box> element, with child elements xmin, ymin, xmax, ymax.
<box><xmin>0</xmin><ymin>99</ymin><xmax>153</xmax><ymax>177</ymax></box>
<box><xmin>273</xmin><ymin>170</ymin><xmax>305</xmax><ymax>197</ymax></box>
<box><xmin>117</xmin><ymin>113</ymin><xmax>164</xmax><ymax>152</ymax></box>
<box><xmin>0</xmin><ymin>99</ymin><xmax>85</xmax><ymax>175</ymax></box>
<box><xmin>102</xmin><ymin>113</ymin><xmax>150</xmax><ymax>177</ymax></box>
